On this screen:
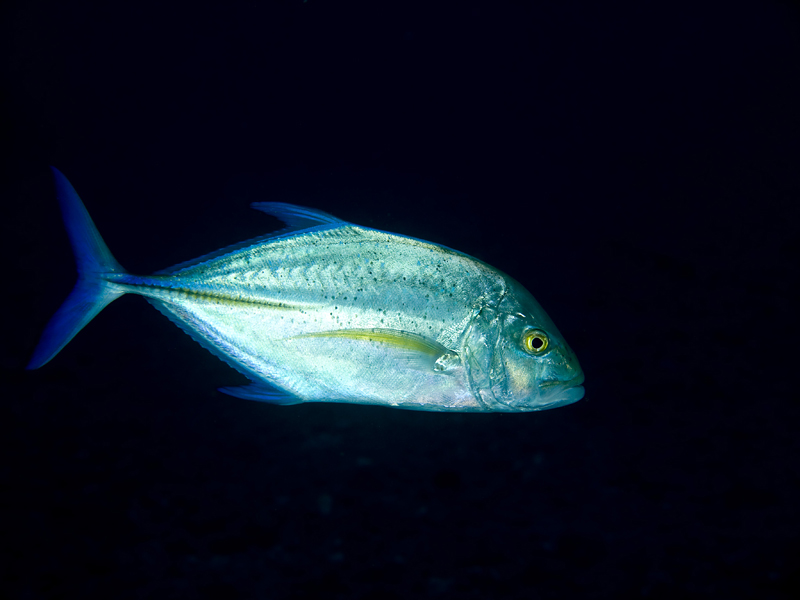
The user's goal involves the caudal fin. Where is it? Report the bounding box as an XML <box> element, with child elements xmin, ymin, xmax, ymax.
<box><xmin>27</xmin><ymin>168</ymin><xmax>127</xmax><ymax>369</ymax></box>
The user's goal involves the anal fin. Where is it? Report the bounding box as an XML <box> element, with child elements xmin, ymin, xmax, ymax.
<box><xmin>218</xmin><ymin>382</ymin><xmax>303</xmax><ymax>405</ymax></box>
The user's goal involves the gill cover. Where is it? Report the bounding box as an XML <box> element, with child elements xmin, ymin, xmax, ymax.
<box><xmin>460</xmin><ymin>279</ymin><xmax>514</xmax><ymax>412</ymax></box>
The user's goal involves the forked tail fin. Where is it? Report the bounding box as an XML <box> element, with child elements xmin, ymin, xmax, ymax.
<box><xmin>27</xmin><ymin>168</ymin><xmax>127</xmax><ymax>369</ymax></box>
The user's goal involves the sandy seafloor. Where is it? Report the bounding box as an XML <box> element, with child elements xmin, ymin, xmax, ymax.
<box><xmin>1</xmin><ymin>1</ymin><xmax>799</xmax><ymax>598</ymax></box>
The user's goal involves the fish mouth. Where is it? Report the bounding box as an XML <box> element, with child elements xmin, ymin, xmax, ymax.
<box><xmin>540</xmin><ymin>371</ymin><xmax>585</xmax><ymax>390</ymax></box>
<box><xmin>537</xmin><ymin>373</ymin><xmax>585</xmax><ymax>410</ymax></box>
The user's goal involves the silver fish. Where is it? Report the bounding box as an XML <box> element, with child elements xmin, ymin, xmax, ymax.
<box><xmin>28</xmin><ymin>168</ymin><xmax>585</xmax><ymax>412</ymax></box>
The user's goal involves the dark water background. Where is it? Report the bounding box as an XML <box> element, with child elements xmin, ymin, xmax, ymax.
<box><xmin>2</xmin><ymin>1</ymin><xmax>798</xmax><ymax>598</ymax></box>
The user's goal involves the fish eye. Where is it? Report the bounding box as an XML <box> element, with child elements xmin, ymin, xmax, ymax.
<box><xmin>522</xmin><ymin>329</ymin><xmax>549</xmax><ymax>355</ymax></box>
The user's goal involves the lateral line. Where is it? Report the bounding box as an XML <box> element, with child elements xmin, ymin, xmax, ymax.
<box><xmin>118</xmin><ymin>282</ymin><xmax>302</xmax><ymax>309</ymax></box>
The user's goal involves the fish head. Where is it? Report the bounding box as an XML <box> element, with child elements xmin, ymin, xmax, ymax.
<box><xmin>471</xmin><ymin>276</ymin><xmax>584</xmax><ymax>412</ymax></box>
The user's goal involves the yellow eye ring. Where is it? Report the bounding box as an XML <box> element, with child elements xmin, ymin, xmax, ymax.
<box><xmin>522</xmin><ymin>329</ymin><xmax>549</xmax><ymax>355</ymax></box>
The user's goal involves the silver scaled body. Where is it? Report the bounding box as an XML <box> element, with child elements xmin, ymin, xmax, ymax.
<box><xmin>28</xmin><ymin>169</ymin><xmax>585</xmax><ymax>413</ymax></box>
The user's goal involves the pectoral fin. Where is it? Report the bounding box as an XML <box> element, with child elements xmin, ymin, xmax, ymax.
<box><xmin>288</xmin><ymin>328</ymin><xmax>459</xmax><ymax>372</ymax></box>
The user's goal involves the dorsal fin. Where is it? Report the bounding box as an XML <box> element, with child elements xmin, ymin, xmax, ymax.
<box><xmin>250</xmin><ymin>202</ymin><xmax>343</xmax><ymax>228</ymax></box>
<box><xmin>156</xmin><ymin>203</ymin><xmax>347</xmax><ymax>275</ymax></box>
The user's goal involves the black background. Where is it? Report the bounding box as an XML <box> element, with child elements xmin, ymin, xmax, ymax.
<box><xmin>2</xmin><ymin>1</ymin><xmax>799</xmax><ymax>598</ymax></box>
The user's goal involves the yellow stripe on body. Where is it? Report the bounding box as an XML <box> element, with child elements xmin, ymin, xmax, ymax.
<box><xmin>289</xmin><ymin>328</ymin><xmax>448</xmax><ymax>357</ymax></box>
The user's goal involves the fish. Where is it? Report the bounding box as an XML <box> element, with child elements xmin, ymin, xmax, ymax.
<box><xmin>27</xmin><ymin>167</ymin><xmax>585</xmax><ymax>412</ymax></box>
